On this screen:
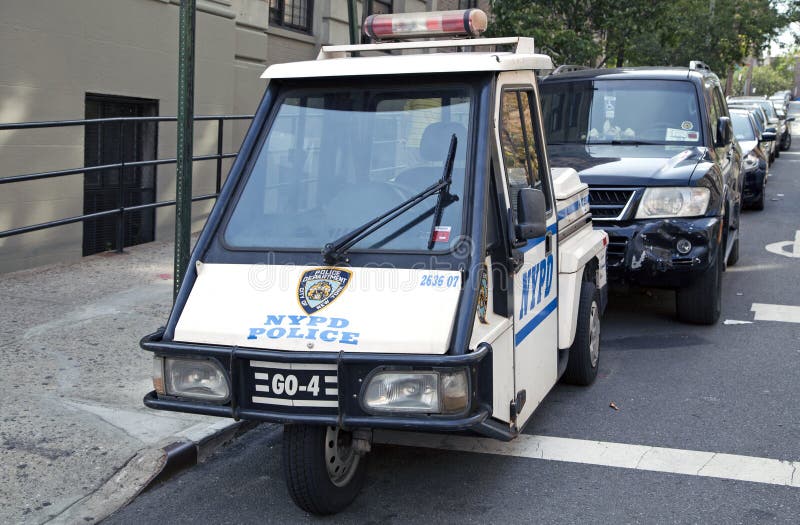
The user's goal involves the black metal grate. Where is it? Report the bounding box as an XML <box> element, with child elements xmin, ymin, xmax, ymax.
<box><xmin>588</xmin><ymin>188</ymin><xmax>636</xmax><ymax>219</ymax></box>
<box><xmin>606</xmin><ymin>235</ymin><xmax>629</xmax><ymax>266</ymax></box>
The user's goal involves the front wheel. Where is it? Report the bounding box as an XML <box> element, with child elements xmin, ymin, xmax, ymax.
<box><xmin>675</xmin><ymin>251</ymin><xmax>722</xmax><ymax>325</ymax></box>
<box><xmin>283</xmin><ymin>425</ymin><xmax>367</xmax><ymax>515</ymax></box>
<box><xmin>562</xmin><ymin>281</ymin><xmax>600</xmax><ymax>386</ymax></box>
<box><xmin>783</xmin><ymin>133</ymin><xmax>792</xmax><ymax>151</ymax></box>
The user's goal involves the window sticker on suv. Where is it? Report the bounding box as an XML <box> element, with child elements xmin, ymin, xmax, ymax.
<box><xmin>666</xmin><ymin>128</ymin><xmax>699</xmax><ymax>141</ymax></box>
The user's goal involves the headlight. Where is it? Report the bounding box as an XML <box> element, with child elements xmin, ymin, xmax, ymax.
<box><xmin>362</xmin><ymin>369</ymin><xmax>469</xmax><ymax>414</ymax></box>
<box><xmin>161</xmin><ymin>357</ymin><xmax>230</xmax><ymax>402</ymax></box>
<box><xmin>743</xmin><ymin>152</ymin><xmax>759</xmax><ymax>170</ymax></box>
<box><xmin>635</xmin><ymin>187</ymin><xmax>710</xmax><ymax>219</ymax></box>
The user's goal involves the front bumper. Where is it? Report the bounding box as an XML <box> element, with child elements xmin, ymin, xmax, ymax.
<box><xmin>600</xmin><ymin>217</ymin><xmax>722</xmax><ymax>288</ymax></box>
<box><xmin>141</xmin><ymin>330</ymin><xmax>512</xmax><ymax>439</ymax></box>
<box><xmin>743</xmin><ymin>166</ymin><xmax>767</xmax><ymax>204</ymax></box>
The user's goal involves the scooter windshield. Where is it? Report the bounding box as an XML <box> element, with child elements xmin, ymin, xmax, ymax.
<box><xmin>224</xmin><ymin>85</ymin><xmax>472</xmax><ymax>252</ymax></box>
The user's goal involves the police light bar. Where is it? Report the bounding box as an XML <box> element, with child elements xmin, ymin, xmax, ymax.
<box><xmin>363</xmin><ymin>9</ymin><xmax>488</xmax><ymax>41</ymax></box>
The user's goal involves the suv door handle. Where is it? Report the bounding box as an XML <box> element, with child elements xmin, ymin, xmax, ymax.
<box><xmin>545</xmin><ymin>231</ymin><xmax>553</xmax><ymax>254</ymax></box>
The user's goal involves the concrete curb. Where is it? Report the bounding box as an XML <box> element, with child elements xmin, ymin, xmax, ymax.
<box><xmin>146</xmin><ymin>419</ymin><xmax>259</xmax><ymax>488</ymax></box>
<box><xmin>49</xmin><ymin>420</ymin><xmax>256</xmax><ymax>524</ymax></box>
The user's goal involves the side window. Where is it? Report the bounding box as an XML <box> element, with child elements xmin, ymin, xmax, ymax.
<box><xmin>499</xmin><ymin>89</ymin><xmax>552</xmax><ymax>221</ymax></box>
<box><xmin>707</xmin><ymin>86</ymin><xmax>720</xmax><ymax>144</ymax></box>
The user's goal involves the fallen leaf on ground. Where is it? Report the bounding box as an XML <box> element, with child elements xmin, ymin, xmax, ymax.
<box><xmin>609</xmin><ymin>402</ymin><xmax>619</xmax><ymax>411</ymax></box>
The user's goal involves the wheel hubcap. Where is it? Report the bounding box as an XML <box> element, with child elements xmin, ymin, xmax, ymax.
<box><xmin>325</xmin><ymin>426</ymin><xmax>359</xmax><ymax>487</ymax></box>
<box><xmin>589</xmin><ymin>301</ymin><xmax>600</xmax><ymax>368</ymax></box>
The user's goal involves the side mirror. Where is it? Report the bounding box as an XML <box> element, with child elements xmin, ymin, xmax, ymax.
<box><xmin>515</xmin><ymin>188</ymin><xmax>547</xmax><ymax>240</ymax></box>
<box><xmin>786</xmin><ymin>117</ymin><xmax>796</xmax><ymax>122</ymax></box>
<box><xmin>761</xmin><ymin>131</ymin><xmax>777</xmax><ymax>142</ymax></box>
<box><xmin>716</xmin><ymin>116</ymin><xmax>733</xmax><ymax>147</ymax></box>
<box><xmin>765</xmin><ymin>126</ymin><xmax>777</xmax><ymax>133</ymax></box>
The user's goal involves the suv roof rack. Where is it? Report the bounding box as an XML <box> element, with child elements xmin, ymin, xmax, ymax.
<box><xmin>689</xmin><ymin>60</ymin><xmax>712</xmax><ymax>72</ymax></box>
<box><xmin>317</xmin><ymin>37</ymin><xmax>534</xmax><ymax>60</ymax></box>
<box><xmin>550</xmin><ymin>65</ymin><xmax>590</xmax><ymax>75</ymax></box>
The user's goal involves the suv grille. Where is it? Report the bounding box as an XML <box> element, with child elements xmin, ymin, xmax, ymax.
<box><xmin>588</xmin><ymin>188</ymin><xmax>637</xmax><ymax>220</ymax></box>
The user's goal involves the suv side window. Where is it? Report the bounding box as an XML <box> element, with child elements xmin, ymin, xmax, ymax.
<box><xmin>707</xmin><ymin>85</ymin><xmax>720</xmax><ymax>145</ymax></box>
<box><xmin>499</xmin><ymin>89</ymin><xmax>552</xmax><ymax>220</ymax></box>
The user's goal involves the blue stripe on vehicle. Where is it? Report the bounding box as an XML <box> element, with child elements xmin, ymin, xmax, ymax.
<box><xmin>557</xmin><ymin>199</ymin><xmax>582</xmax><ymax>220</ymax></box>
<box><xmin>514</xmin><ymin>297</ymin><xmax>558</xmax><ymax>346</ymax></box>
<box><xmin>519</xmin><ymin>223</ymin><xmax>558</xmax><ymax>253</ymax></box>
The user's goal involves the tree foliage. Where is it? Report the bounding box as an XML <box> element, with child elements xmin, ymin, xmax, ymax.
<box><xmin>731</xmin><ymin>57</ymin><xmax>796</xmax><ymax>95</ymax></box>
<box><xmin>487</xmin><ymin>0</ymin><xmax>798</xmax><ymax>74</ymax></box>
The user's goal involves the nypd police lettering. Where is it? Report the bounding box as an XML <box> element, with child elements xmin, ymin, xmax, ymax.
<box><xmin>247</xmin><ymin>314</ymin><xmax>360</xmax><ymax>345</ymax></box>
<box><xmin>519</xmin><ymin>253</ymin><xmax>554</xmax><ymax>319</ymax></box>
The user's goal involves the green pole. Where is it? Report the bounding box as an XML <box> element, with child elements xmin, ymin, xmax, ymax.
<box><xmin>174</xmin><ymin>0</ymin><xmax>196</xmax><ymax>301</ymax></box>
<box><xmin>347</xmin><ymin>0</ymin><xmax>359</xmax><ymax>45</ymax></box>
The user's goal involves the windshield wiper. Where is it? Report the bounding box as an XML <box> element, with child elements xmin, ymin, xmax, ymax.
<box><xmin>591</xmin><ymin>139</ymin><xmax>663</xmax><ymax>146</ymax></box>
<box><xmin>321</xmin><ymin>134</ymin><xmax>459</xmax><ymax>265</ymax></box>
<box><xmin>427</xmin><ymin>135</ymin><xmax>458</xmax><ymax>249</ymax></box>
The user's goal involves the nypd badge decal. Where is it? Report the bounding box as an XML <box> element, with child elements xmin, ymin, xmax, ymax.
<box><xmin>298</xmin><ymin>268</ymin><xmax>352</xmax><ymax>314</ymax></box>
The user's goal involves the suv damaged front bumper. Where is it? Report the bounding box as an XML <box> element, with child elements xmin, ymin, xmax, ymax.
<box><xmin>601</xmin><ymin>216</ymin><xmax>722</xmax><ymax>289</ymax></box>
<box><xmin>140</xmin><ymin>330</ymin><xmax>514</xmax><ymax>440</ymax></box>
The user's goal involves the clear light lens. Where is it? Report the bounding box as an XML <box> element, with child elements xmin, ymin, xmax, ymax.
<box><xmin>744</xmin><ymin>152</ymin><xmax>759</xmax><ymax>170</ymax></box>
<box><xmin>364</xmin><ymin>9</ymin><xmax>487</xmax><ymax>40</ymax></box>
<box><xmin>165</xmin><ymin>358</ymin><xmax>229</xmax><ymax>402</ymax></box>
<box><xmin>440</xmin><ymin>370</ymin><xmax>469</xmax><ymax>413</ymax></box>
<box><xmin>363</xmin><ymin>372</ymin><xmax>440</xmax><ymax>413</ymax></box>
<box><xmin>153</xmin><ymin>356</ymin><xmax>165</xmax><ymax>395</ymax></box>
<box><xmin>635</xmin><ymin>187</ymin><xmax>710</xmax><ymax>219</ymax></box>
<box><xmin>676</xmin><ymin>238</ymin><xmax>692</xmax><ymax>254</ymax></box>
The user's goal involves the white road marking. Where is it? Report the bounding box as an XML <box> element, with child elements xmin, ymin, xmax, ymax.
<box><xmin>374</xmin><ymin>431</ymin><xmax>800</xmax><ymax>488</ymax></box>
<box><xmin>723</xmin><ymin>319</ymin><xmax>753</xmax><ymax>325</ymax></box>
<box><xmin>751</xmin><ymin>303</ymin><xmax>800</xmax><ymax>324</ymax></box>
<box><xmin>765</xmin><ymin>230</ymin><xmax>800</xmax><ymax>258</ymax></box>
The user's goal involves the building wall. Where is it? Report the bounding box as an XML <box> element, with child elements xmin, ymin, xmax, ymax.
<box><xmin>0</xmin><ymin>0</ymin><xmax>458</xmax><ymax>273</ymax></box>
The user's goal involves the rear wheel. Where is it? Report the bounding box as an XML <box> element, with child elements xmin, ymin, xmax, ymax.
<box><xmin>675</xmin><ymin>250</ymin><xmax>722</xmax><ymax>325</ymax></box>
<box><xmin>283</xmin><ymin>424</ymin><xmax>367</xmax><ymax>515</ymax></box>
<box><xmin>562</xmin><ymin>281</ymin><xmax>600</xmax><ymax>386</ymax></box>
<box><xmin>727</xmin><ymin>236</ymin><xmax>740</xmax><ymax>266</ymax></box>
<box><xmin>783</xmin><ymin>133</ymin><xmax>792</xmax><ymax>151</ymax></box>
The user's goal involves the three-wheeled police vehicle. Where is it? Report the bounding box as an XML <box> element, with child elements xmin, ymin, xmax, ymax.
<box><xmin>142</xmin><ymin>9</ymin><xmax>609</xmax><ymax>514</ymax></box>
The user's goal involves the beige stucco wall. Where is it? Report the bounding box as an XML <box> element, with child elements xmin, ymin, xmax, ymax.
<box><xmin>0</xmin><ymin>0</ymin><xmax>438</xmax><ymax>273</ymax></box>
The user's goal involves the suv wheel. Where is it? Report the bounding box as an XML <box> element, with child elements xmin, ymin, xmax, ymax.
<box><xmin>783</xmin><ymin>133</ymin><xmax>792</xmax><ymax>151</ymax></box>
<box><xmin>675</xmin><ymin>250</ymin><xmax>722</xmax><ymax>325</ymax></box>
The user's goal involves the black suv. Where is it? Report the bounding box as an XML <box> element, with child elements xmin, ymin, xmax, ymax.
<box><xmin>540</xmin><ymin>63</ymin><xmax>742</xmax><ymax>324</ymax></box>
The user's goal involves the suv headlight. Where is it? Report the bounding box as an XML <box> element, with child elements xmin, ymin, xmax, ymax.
<box><xmin>157</xmin><ymin>357</ymin><xmax>230</xmax><ymax>402</ymax></box>
<box><xmin>743</xmin><ymin>152</ymin><xmax>759</xmax><ymax>170</ymax></box>
<box><xmin>635</xmin><ymin>187</ymin><xmax>710</xmax><ymax>219</ymax></box>
<box><xmin>362</xmin><ymin>369</ymin><xmax>469</xmax><ymax>415</ymax></box>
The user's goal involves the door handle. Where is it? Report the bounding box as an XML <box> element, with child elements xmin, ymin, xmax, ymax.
<box><xmin>545</xmin><ymin>231</ymin><xmax>553</xmax><ymax>254</ymax></box>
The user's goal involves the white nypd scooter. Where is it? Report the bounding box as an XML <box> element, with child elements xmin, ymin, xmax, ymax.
<box><xmin>142</xmin><ymin>9</ymin><xmax>608</xmax><ymax>514</ymax></box>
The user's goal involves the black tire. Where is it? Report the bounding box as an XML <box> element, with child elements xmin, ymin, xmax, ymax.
<box><xmin>783</xmin><ymin>133</ymin><xmax>791</xmax><ymax>151</ymax></box>
<box><xmin>775</xmin><ymin>148</ymin><xmax>780</xmax><ymax>158</ymax></box>
<box><xmin>675</xmin><ymin>250</ymin><xmax>722</xmax><ymax>325</ymax></box>
<box><xmin>283</xmin><ymin>424</ymin><xmax>367</xmax><ymax>515</ymax></box>
<box><xmin>727</xmin><ymin>236</ymin><xmax>740</xmax><ymax>266</ymax></box>
<box><xmin>562</xmin><ymin>281</ymin><xmax>600</xmax><ymax>386</ymax></box>
<box><xmin>752</xmin><ymin>175</ymin><xmax>766</xmax><ymax>211</ymax></box>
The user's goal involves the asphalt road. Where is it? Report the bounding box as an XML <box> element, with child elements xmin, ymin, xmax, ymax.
<box><xmin>107</xmin><ymin>150</ymin><xmax>800</xmax><ymax>524</ymax></box>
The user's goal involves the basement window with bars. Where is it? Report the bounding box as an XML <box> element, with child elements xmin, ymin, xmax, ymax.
<box><xmin>269</xmin><ymin>0</ymin><xmax>314</xmax><ymax>34</ymax></box>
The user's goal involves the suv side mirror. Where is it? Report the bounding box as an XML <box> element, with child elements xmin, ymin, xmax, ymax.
<box><xmin>716</xmin><ymin>116</ymin><xmax>733</xmax><ymax>147</ymax></box>
<box><xmin>515</xmin><ymin>188</ymin><xmax>547</xmax><ymax>240</ymax></box>
<box><xmin>786</xmin><ymin>117</ymin><xmax>796</xmax><ymax>122</ymax></box>
<box><xmin>765</xmin><ymin>126</ymin><xmax>777</xmax><ymax>133</ymax></box>
<box><xmin>761</xmin><ymin>131</ymin><xmax>777</xmax><ymax>142</ymax></box>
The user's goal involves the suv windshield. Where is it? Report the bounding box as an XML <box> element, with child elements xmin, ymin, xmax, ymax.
<box><xmin>730</xmin><ymin>112</ymin><xmax>755</xmax><ymax>141</ymax></box>
<box><xmin>541</xmin><ymin>80</ymin><xmax>703</xmax><ymax>146</ymax></box>
<box><xmin>225</xmin><ymin>84</ymin><xmax>471</xmax><ymax>251</ymax></box>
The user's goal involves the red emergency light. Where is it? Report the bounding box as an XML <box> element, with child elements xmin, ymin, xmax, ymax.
<box><xmin>363</xmin><ymin>9</ymin><xmax>488</xmax><ymax>41</ymax></box>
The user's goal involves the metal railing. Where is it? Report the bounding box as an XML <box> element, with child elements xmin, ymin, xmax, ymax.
<box><xmin>0</xmin><ymin>114</ymin><xmax>253</xmax><ymax>251</ymax></box>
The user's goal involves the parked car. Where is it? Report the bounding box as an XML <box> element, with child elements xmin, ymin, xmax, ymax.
<box><xmin>728</xmin><ymin>102</ymin><xmax>777</xmax><ymax>162</ymax></box>
<box><xmin>773</xmin><ymin>106</ymin><xmax>794</xmax><ymax>150</ymax></box>
<box><xmin>729</xmin><ymin>108</ymin><xmax>775</xmax><ymax>210</ymax></box>
<box><xmin>786</xmin><ymin>101</ymin><xmax>800</xmax><ymax>134</ymax></box>
<box><xmin>540</xmin><ymin>61</ymin><xmax>742</xmax><ymax>324</ymax></box>
<box><xmin>728</xmin><ymin>97</ymin><xmax>785</xmax><ymax>157</ymax></box>
<box><xmin>770</xmin><ymin>91</ymin><xmax>791</xmax><ymax>111</ymax></box>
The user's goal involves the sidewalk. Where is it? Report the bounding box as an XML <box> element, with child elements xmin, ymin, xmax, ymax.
<box><xmin>0</xmin><ymin>238</ymin><xmax>241</xmax><ymax>524</ymax></box>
